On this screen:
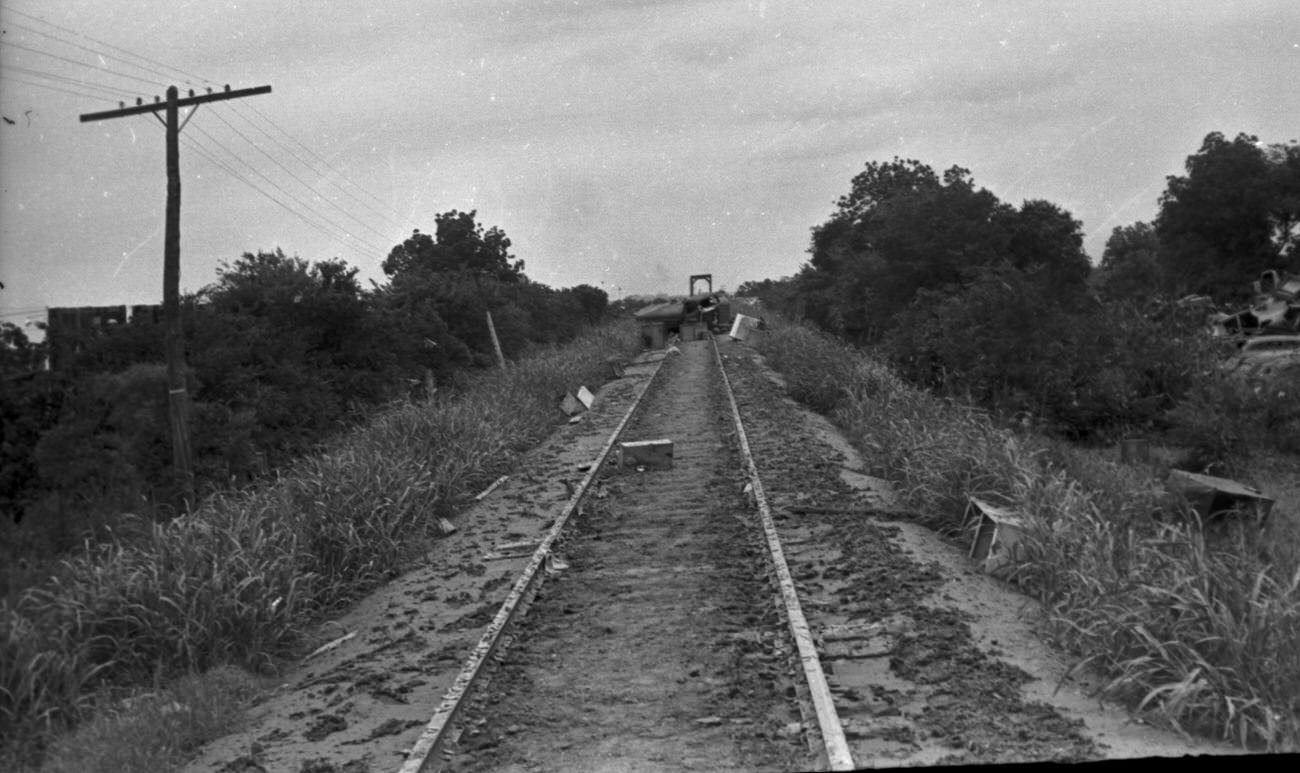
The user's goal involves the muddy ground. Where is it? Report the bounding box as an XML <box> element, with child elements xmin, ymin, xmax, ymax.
<box><xmin>441</xmin><ymin>338</ymin><xmax>807</xmax><ymax>772</ymax></box>
<box><xmin>180</xmin><ymin>337</ymin><xmax>1235</xmax><ymax>772</ymax></box>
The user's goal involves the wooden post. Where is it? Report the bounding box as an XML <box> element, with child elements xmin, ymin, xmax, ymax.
<box><xmin>162</xmin><ymin>86</ymin><xmax>194</xmax><ymax>505</ymax></box>
<box><xmin>486</xmin><ymin>310</ymin><xmax>506</xmax><ymax>370</ymax></box>
<box><xmin>80</xmin><ymin>83</ymin><xmax>272</xmax><ymax>511</ymax></box>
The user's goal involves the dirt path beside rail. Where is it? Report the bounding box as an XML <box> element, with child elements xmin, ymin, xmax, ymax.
<box><xmin>719</xmin><ymin>338</ymin><xmax>1235</xmax><ymax>767</ymax></box>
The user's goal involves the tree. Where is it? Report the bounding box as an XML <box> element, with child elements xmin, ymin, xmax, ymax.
<box><xmin>382</xmin><ymin>210</ymin><xmax>525</xmax><ymax>282</ymax></box>
<box><xmin>1155</xmin><ymin>132</ymin><xmax>1300</xmax><ymax>298</ymax></box>
<box><xmin>1095</xmin><ymin>221</ymin><xmax>1162</xmax><ymax>302</ymax></box>
<box><xmin>1264</xmin><ymin>141</ymin><xmax>1300</xmax><ymax>264</ymax></box>
<box><xmin>807</xmin><ymin>158</ymin><xmax>1093</xmax><ymax>341</ymax></box>
<box><xmin>1000</xmin><ymin>199</ymin><xmax>1091</xmax><ymax>294</ymax></box>
<box><xmin>565</xmin><ymin>284</ymin><xmax>609</xmax><ymax>326</ymax></box>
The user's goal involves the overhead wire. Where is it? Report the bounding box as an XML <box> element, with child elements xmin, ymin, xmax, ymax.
<box><xmin>236</xmin><ymin>102</ymin><xmax>413</xmax><ymax>230</ymax></box>
<box><xmin>2</xmin><ymin>6</ymin><xmax>413</xmax><ymax>235</ymax></box>
<box><xmin>182</xmin><ymin>121</ymin><xmax>389</xmax><ymax>256</ymax></box>
<box><xmin>206</xmin><ymin>104</ymin><xmax>397</xmax><ymax>242</ymax></box>
<box><xmin>1</xmin><ymin>5</ymin><xmax>410</xmax><ymax>260</ymax></box>
<box><xmin>0</xmin><ymin>39</ymin><xmax>169</xmax><ymax>89</ymax></box>
<box><xmin>0</xmin><ymin>74</ymin><xmax>120</xmax><ymax>103</ymax></box>
<box><xmin>181</xmin><ymin>134</ymin><xmax>380</xmax><ymax>261</ymax></box>
<box><xmin>1</xmin><ymin>63</ymin><xmax>136</xmax><ymax>99</ymax></box>
<box><xmin>228</xmin><ymin>102</ymin><xmax>411</xmax><ymax>232</ymax></box>
<box><xmin>0</xmin><ymin>4</ymin><xmax>210</xmax><ymax>87</ymax></box>
<box><xmin>4</xmin><ymin>19</ymin><xmax>197</xmax><ymax>89</ymax></box>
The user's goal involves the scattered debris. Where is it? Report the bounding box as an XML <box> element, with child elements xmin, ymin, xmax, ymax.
<box><xmin>306</xmin><ymin>631</ymin><xmax>356</xmax><ymax>660</ymax></box>
<box><xmin>618</xmin><ymin>438</ymin><xmax>674</xmax><ymax>470</ymax></box>
<box><xmin>560</xmin><ymin>386</ymin><xmax>595</xmax><ymax>416</ymax></box>
<box><xmin>474</xmin><ymin>475</ymin><xmax>510</xmax><ymax>501</ymax></box>
<box><xmin>1209</xmin><ymin>269</ymin><xmax>1300</xmax><ymax>342</ymax></box>
<box><xmin>965</xmin><ymin>497</ymin><xmax>1025</xmax><ymax>576</ymax></box>
<box><xmin>729</xmin><ymin>313</ymin><xmax>765</xmax><ymax>343</ymax></box>
<box><xmin>483</xmin><ymin>539</ymin><xmax>542</xmax><ymax>560</ymax></box>
<box><xmin>436</xmin><ymin>518</ymin><xmax>457</xmax><ymax>535</ymax></box>
<box><xmin>1165</xmin><ymin>470</ymin><xmax>1274</xmax><ymax>523</ymax></box>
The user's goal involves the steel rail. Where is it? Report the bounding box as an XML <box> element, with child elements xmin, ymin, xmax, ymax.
<box><xmin>398</xmin><ymin>353</ymin><xmax>668</xmax><ymax>773</ymax></box>
<box><xmin>712</xmin><ymin>337</ymin><xmax>856</xmax><ymax>771</ymax></box>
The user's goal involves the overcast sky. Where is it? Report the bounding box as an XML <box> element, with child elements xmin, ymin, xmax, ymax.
<box><xmin>2</xmin><ymin>0</ymin><xmax>1298</xmax><ymax>325</ymax></box>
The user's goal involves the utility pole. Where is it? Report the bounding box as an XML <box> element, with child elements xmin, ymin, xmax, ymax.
<box><xmin>80</xmin><ymin>84</ymin><xmax>271</xmax><ymax>509</ymax></box>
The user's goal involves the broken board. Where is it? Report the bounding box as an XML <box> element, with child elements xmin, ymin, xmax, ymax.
<box><xmin>618</xmin><ymin>438</ymin><xmax>673</xmax><ymax>470</ymax></box>
<box><xmin>1165</xmin><ymin>469</ymin><xmax>1274</xmax><ymax>522</ymax></box>
<box><xmin>560</xmin><ymin>385</ymin><xmax>595</xmax><ymax>416</ymax></box>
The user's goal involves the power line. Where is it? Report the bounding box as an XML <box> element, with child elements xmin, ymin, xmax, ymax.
<box><xmin>207</xmin><ymin>105</ymin><xmax>396</xmax><ymax>243</ymax></box>
<box><xmin>5</xmin><ymin>7</ymin><xmax>405</xmax><ymax>262</ymax></box>
<box><xmin>4</xmin><ymin>19</ymin><xmax>199</xmax><ymax>88</ymax></box>
<box><xmin>238</xmin><ymin>102</ymin><xmax>412</xmax><ymax>228</ymax></box>
<box><xmin>228</xmin><ymin>102</ymin><xmax>411</xmax><ymax>232</ymax></box>
<box><xmin>1</xmin><ymin>73</ymin><xmax>120</xmax><ymax>102</ymax></box>
<box><xmin>1</xmin><ymin>5</ymin><xmax>413</xmax><ymax>251</ymax></box>
<box><xmin>183</xmin><ymin>140</ymin><xmax>365</xmax><ymax>255</ymax></box>
<box><xmin>3</xmin><ymin>0</ymin><xmax>416</xmax><ymax>250</ymax></box>
<box><xmin>182</xmin><ymin>122</ymin><xmax>388</xmax><ymax>256</ymax></box>
<box><xmin>0</xmin><ymin>4</ymin><xmax>214</xmax><ymax>86</ymax></box>
<box><xmin>139</xmin><ymin>113</ymin><xmax>369</xmax><ymax>256</ymax></box>
<box><xmin>2</xmin><ymin>63</ymin><xmax>136</xmax><ymax>99</ymax></box>
<box><xmin>0</xmin><ymin>39</ymin><xmax>169</xmax><ymax>89</ymax></box>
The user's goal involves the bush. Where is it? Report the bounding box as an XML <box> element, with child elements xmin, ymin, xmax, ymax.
<box><xmin>1169</xmin><ymin>369</ymin><xmax>1300</xmax><ymax>471</ymax></box>
<box><xmin>883</xmin><ymin>267</ymin><xmax>1208</xmax><ymax>439</ymax></box>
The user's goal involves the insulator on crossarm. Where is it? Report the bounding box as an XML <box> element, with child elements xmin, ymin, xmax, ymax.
<box><xmin>119</xmin><ymin>101</ymin><xmax>125</xmax><ymax>109</ymax></box>
<box><xmin>224</xmin><ymin>84</ymin><xmax>230</xmax><ymax>91</ymax></box>
<box><xmin>188</xmin><ymin>89</ymin><xmax>194</xmax><ymax>97</ymax></box>
<box><xmin>136</xmin><ymin>97</ymin><xmax>143</xmax><ymax>106</ymax></box>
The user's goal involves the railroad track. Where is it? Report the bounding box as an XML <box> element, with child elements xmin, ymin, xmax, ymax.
<box><xmin>398</xmin><ymin>337</ymin><xmax>856</xmax><ymax>772</ymax></box>
<box><xmin>183</xmin><ymin>333</ymin><xmax>1207</xmax><ymax>773</ymax></box>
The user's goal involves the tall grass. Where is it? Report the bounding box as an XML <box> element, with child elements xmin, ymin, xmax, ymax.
<box><xmin>0</xmin><ymin>322</ymin><xmax>638</xmax><ymax>763</ymax></box>
<box><xmin>760</xmin><ymin>320</ymin><xmax>1300</xmax><ymax>751</ymax></box>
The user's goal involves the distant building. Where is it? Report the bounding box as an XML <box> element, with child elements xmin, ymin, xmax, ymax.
<box><xmin>45</xmin><ymin>305</ymin><xmax>128</xmax><ymax>370</ymax></box>
<box><xmin>44</xmin><ymin>304</ymin><xmax>167</xmax><ymax>370</ymax></box>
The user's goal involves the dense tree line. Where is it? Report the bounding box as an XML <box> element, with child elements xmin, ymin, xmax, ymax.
<box><xmin>741</xmin><ymin>131</ymin><xmax>1300</xmax><ymax>441</ymax></box>
<box><xmin>0</xmin><ymin>211</ymin><xmax>608</xmax><ymax>582</ymax></box>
